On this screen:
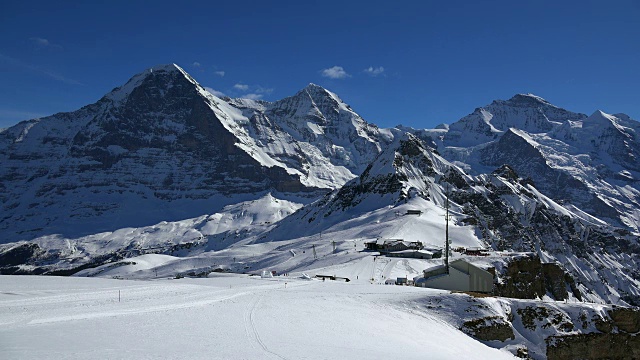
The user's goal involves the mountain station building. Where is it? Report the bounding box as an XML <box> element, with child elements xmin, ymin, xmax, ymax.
<box><xmin>414</xmin><ymin>259</ymin><xmax>494</xmax><ymax>293</ymax></box>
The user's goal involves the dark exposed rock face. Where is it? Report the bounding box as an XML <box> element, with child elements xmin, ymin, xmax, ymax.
<box><xmin>460</xmin><ymin>316</ymin><xmax>515</xmax><ymax>342</ymax></box>
<box><xmin>517</xmin><ymin>306</ymin><xmax>574</xmax><ymax>332</ymax></box>
<box><xmin>495</xmin><ymin>255</ymin><xmax>546</xmax><ymax>299</ymax></box>
<box><xmin>493</xmin><ymin>255</ymin><xmax>580</xmax><ymax>301</ymax></box>
<box><xmin>546</xmin><ymin>307</ymin><xmax>640</xmax><ymax>360</ymax></box>
<box><xmin>546</xmin><ymin>332</ymin><xmax>640</xmax><ymax>360</ymax></box>
<box><xmin>542</xmin><ymin>263</ymin><xmax>582</xmax><ymax>301</ymax></box>
<box><xmin>491</xmin><ymin>164</ymin><xmax>519</xmax><ymax>182</ymax></box>
<box><xmin>608</xmin><ymin>307</ymin><xmax>640</xmax><ymax>333</ymax></box>
<box><xmin>0</xmin><ymin>243</ymin><xmax>43</xmax><ymax>268</ymax></box>
<box><xmin>72</xmin><ymin>68</ymin><xmax>311</xmax><ymax>195</ymax></box>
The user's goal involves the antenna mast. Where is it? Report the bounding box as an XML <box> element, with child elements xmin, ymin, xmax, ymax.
<box><xmin>445</xmin><ymin>184</ymin><xmax>450</xmax><ymax>274</ymax></box>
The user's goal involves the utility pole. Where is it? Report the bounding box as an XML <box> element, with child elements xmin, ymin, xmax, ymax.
<box><xmin>312</xmin><ymin>244</ymin><xmax>317</xmax><ymax>259</ymax></box>
<box><xmin>445</xmin><ymin>184</ymin><xmax>450</xmax><ymax>274</ymax></box>
<box><xmin>332</xmin><ymin>240</ymin><xmax>336</xmax><ymax>253</ymax></box>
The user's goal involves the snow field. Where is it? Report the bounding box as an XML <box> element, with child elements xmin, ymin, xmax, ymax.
<box><xmin>0</xmin><ymin>275</ymin><xmax>516</xmax><ymax>359</ymax></box>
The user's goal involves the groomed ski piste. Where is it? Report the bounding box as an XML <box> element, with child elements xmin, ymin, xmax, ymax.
<box><xmin>1</xmin><ymin>274</ymin><xmax>520</xmax><ymax>360</ymax></box>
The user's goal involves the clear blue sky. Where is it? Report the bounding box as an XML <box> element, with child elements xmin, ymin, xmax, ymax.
<box><xmin>1</xmin><ymin>1</ymin><xmax>638</xmax><ymax>129</ymax></box>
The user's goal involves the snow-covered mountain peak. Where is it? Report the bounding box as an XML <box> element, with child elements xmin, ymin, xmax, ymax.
<box><xmin>582</xmin><ymin>110</ymin><xmax>637</xmax><ymax>136</ymax></box>
<box><xmin>149</xmin><ymin>63</ymin><xmax>183</xmax><ymax>73</ymax></box>
<box><xmin>289</xmin><ymin>82</ymin><xmax>348</xmax><ymax>112</ymax></box>
<box><xmin>587</xmin><ymin>109</ymin><xmax>617</xmax><ymax>123</ymax></box>
<box><xmin>503</xmin><ymin>93</ymin><xmax>552</xmax><ymax>107</ymax></box>
<box><xmin>104</xmin><ymin>63</ymin><xmax>199</xmax><ymax>104</ymax></box>
<box><xmin>302</xmin><ymin>82</ymin><xmax>335</xmax><ymax>96</ymax></box>
<box><xmin>443</xmin><ymin>94</ymin><xmax>587</xmax><ymax>147</ymax></box>
<box><xmin>254</xmin><ymin>82</ymin><xmax>390</xmax><ymax>177</ymax></box>
<box><xmin>303</xmin><ymin>82</ymin><xmax>327</xmax><ymax>92</ymax></box>
<box><xmin>279</xmin><ymin>83</ymin><xmax>359</xmax><ymax>121</ymax></box>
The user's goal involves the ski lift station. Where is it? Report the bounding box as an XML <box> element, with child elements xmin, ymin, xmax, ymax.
<box><xmin>386</xmin><ymin>249</ymin><xmax>438</xmax><ymax>259</ymax></box>
<box><xmin>414</xmin><ymin>259</ymin><xmax>494</xmax><ymax>293</ymax></box>
<box><xmin>364</xmin><ymin>239</ymin><xmax>442</xmax><ymax>259</ymax></box>
<box><xmin>364</xmin><ymin>239</ymin><xmax>423</xmax><ymax>252</ymax></box>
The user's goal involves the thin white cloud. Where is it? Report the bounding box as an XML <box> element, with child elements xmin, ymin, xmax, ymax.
<box><xmin>193</xmin><ymin>62</ymin><xmax>201</xmax><ymax>67</ymax></box>
<box><xmin>0</xmin><ymin>53</ymin><xmax>82</xmax><ymax>85</ymax></box>
<box><xmin>321</xmin><ymin>66</ymin><xmax>350</xmax><ymax>79</ymax></box>
<box><xmin>255</xmin><ymin>86</ymin><xmax>273</xmax><ymax>94</ymax></box>
<box><xmin>204</xmin><ymin>87</ymin><xmax>226</xmax><ymax>98</ymax></box>
<box><xmin>29</xmin><ymin>37</ymin><xmax>62</xmax><ymax>50</ymax></box>
<box><xmin>228</xmin><ymin>84</ymin><xmax>273</xmax><ymax>99</ymax></box>
<box><xmin>241</xmin><ymin>93</ymin><xmax>263</xmax><ymax>100</ymax></box>
<box><xmin>214</xmin><ymin>70</ymin><xmax>225</xmax><ymax>77</ymax></box>
<box><xmin>364</xmin><ymin>66</ymin><xmax>385</xmax><ymax>76</ymax></box>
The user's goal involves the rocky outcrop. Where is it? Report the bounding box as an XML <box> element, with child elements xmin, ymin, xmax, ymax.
<box><xmin>542</xmin><ymin>263</ymin><xmax>582</xmax><ymax>301</ymax></box>
<box><xmin>546</xmin><ymin>333</ymin><xmax>640</xmax><ymax>360</ymax></box>
<box><xmin>494</xmin><ymin>255</ymin><xmax>580</xmax><ymax>301</ymax></box>
<box><xmin>608</xmin><ymin>307</ymin><xmax>640</xmax><ymax>333</ymax></box>
<box><xmin>0</xmin><ymin>243</ymin><xmax>44</xmax><ymax>268</ymax></box>
<box><xmin>546</xmin><ymin>307</ymin><xmax>640</xmax><ymax>360</ymax></box>
<box><xmin>517</xmin><ymin>306</ymin><xmax>574</xmax><ymax>332</ymax></box>
<box><xmin>460</xmin><ymin>316</ymin><xmax>515</xmax><ymax>342</ymax></box>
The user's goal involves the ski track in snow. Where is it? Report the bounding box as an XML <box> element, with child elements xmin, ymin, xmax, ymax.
<box><xmin>27</xmin><ymin>290</ymin><xmax>252</xmax><ymax>325</ymax></box>
<box><xmin>245</xmin><ymin>292</ymin><xmax>289</xmax><ymax>360</ymax></box>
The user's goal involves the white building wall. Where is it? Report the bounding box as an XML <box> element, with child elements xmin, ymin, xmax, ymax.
<box><xmin>421</xmin><ymin>260</ymin><xmax>494</xmax><ymax>293</ymax></box>
<box><xmin>469</xmin><ymin>266</ymin><xmax>493</xmax><ymax>292</ymax></box>
<box><xmin>422</xmin><ymin>267</ymin><xmax>470</xmax><ymax>291</ymax></box>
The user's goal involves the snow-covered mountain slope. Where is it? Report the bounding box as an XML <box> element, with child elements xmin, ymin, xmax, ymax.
<box><xmin>219</xmin><ymin>84</ymin><xmax>393</xmax><ymax>189</ymax></box>
<box><xmin>0</xmin><ymin>64</ymin><xmax>392</xmax><ymax>243</ymax></box>
<box><xmin>267</xmin><ymin>83</ymin><xmax>391</xmax><ymax>173</ymax></box>
<box><xmin>0</xmin><ymin>193</ymin><xmax>301</xmax><ymax>276</ymax></box>
<box><xmin>410</xmin><ymin>94</ymin><xmax>640</xmax><ymax>232</ymax></box>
